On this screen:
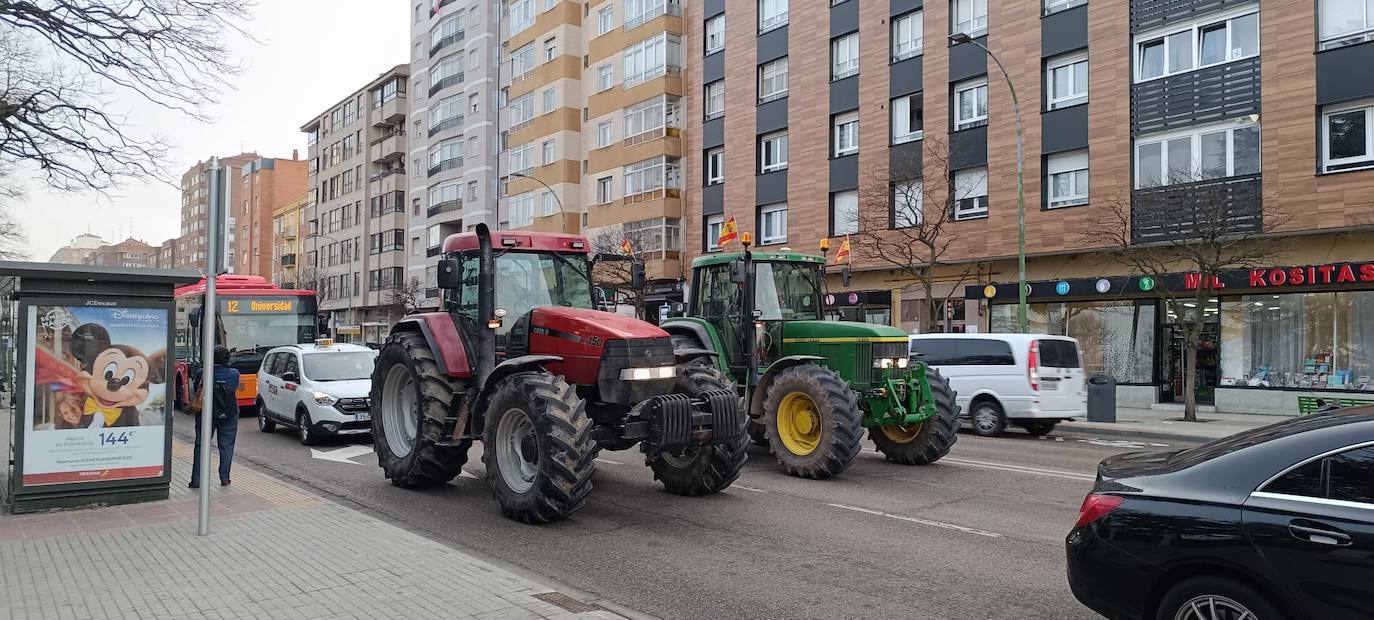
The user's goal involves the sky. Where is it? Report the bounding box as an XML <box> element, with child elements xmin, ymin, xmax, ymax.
<box><xmin>13</xmin><ymin>1</ymin><xmax>411</xmax><ymax>261</ymax></box>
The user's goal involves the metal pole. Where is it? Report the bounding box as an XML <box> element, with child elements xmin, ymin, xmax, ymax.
<box><xmin>511</xmin><ymin>172</ymin><xmax>565</xmax><ymax>221</ymax></box>
<box><xmin>198</xmin><ymin>157</ymin><xmax>222</xmax><ymax>536</ymax></box>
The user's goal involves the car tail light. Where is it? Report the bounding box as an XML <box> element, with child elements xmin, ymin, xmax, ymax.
<box><xmin>1028</xmin><ymin>339</ymin><xmax>1040</xmax><ymax>392</ymax></box>
<box><xmin>1074</xmin><ymin>493</ymin><xmax>1123</xmax><ymax>528</ymax></box>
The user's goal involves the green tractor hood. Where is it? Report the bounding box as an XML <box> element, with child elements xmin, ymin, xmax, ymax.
<box><xmin>780</xmin><ymin>320</ymin><xmax>909</xmax><ymax>343</ymax></box>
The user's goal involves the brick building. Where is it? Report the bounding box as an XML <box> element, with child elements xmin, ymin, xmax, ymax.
<box><xmin>236</xmin><ymin>155</ymin><xmax>308</xmax><ymax>278</ymax></box>
<box><xmin>81</xmin><ymin>238</ymin><xmax>157</xmax><ymax>268</ymax></box>
<box><xmin>177</xmin><ymin>153</ymin><xmax>258</xmax><ymax>270</ymax></box>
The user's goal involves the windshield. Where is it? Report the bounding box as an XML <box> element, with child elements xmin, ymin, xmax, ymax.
<box><xmin>303</xmin><ymin>351</ymin><xmax>376</xmax><ymax>381</ymax></box>
<box><xmin>754</xmin><ymin>261</ymin><xmax>821</xmax><ymax>321</ymax></box>
<box><xmin>221</xmin><ymin>313</ymin><xmax>317</xmax><ymax>353</ymax></box>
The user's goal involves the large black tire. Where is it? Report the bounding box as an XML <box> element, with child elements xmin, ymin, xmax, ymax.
<box><xmin>370</xmin><ymin>331</ymin><xmax>471</xmax><ymax>488</ymax></box>
<box><xmin>1154</xmin><ymin>576</ymin><xmax>1286</xmax><ymax>620</ymax></box>
<box><xmin>1022</xmin><ymin>420</ymin><xmax>1057</xmax><ymax>436</ymax></box>
<box><xmin>762</xmin><ymin>364</ymin><xmax>863</xmax><ymax>479</ymax></box>
<box><xmin>869</xmin><ymin>367</ymin><xmax>959</xmax><ymax>465</ymax></box>
<box><xmin>482</xmin><ymin>372</ymin><xmax>595</xmax><ymax>523</ymax></box>
<box><xmin>256</xmin><ymin>398</ymin><xmax>276</xmax><ymax>433</ymax></box>
<box><xmin>648</xmin><ymin>363</ymin><xmax>748</xmax><ymax>496</ymax></box>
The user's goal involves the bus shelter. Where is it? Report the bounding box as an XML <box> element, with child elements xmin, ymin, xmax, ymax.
<box><xmin>0</xmin><ymin>262</ymin><xmax>199</xmax><ymax>514</ymax></box>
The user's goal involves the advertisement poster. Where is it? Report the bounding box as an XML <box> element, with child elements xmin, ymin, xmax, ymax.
<box><xmin>22</xmin><ymin>304</ymin><xmax>168</xmax><ymax>486</ymax></box>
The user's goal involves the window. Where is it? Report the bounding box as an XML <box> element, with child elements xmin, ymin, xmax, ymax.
<box><xmin>705</xmin><ymin>214</ymin><xmax>725</xmax><ymax>251</ymax></box>
<box><xmin>705</xmin><ymin>148</ymin><xmax>724</xmax><ymax>185</ymax></box>
<box><xmin>432</xmin><ymin>54</ymin><xmax>463</xmax><ymax>89</ymax></box>
<box><xmin>623</xmin><ymin>33</ymin><xmax>682</xmax><ymax>87</ymax></box>
<box><xmin>892</xmin><ymin>94</ymin><xmax>924</xmax><ymax>144</ymax></box>
<box><xmin>951</xmin><ymin>0</ymin><xmax>988</xmax><ymax>36</ymax></box>
<box><xmin>597</xmin><ymin>5</ymin><xmax>614</xmax><ymax>35</ymax></box>
<box><xmin>1134</xmin><ymin>9</ymin><xmax>1259</xmax><ymax>82</ymax></box>
<box><xmin>542</xmin><ymin>88</ymin><xmax>556</xmax><ymax>113</ymax></box>
<box><xmin>623</xmin><ymin>156</ymin><xmax>681</xmax><ymax>195</ymax></box>
<box><xmin>508</xmin><ymin>192</ymin><xmax>534</xmax><ymax>228</ymax></box>
<box><xmin>596</xmin><ymin>177</ymin><xmax>614</xmax><ymax>204</ymax></box>
<box><xmin>624</xmin><ymin>95</ymin><xmax>680</xmax><ymax>139</ymax></box>
<box><xmin>1328</xmin><ymin>446</ymin><xmax>1374</xmax><ymax>504</ymax></box>
<box><xmin>833</xmin><ymin>112</ymin><xmax>859</xmax><ymax>157</ymax></box>
<box><xmin>831</xmin><ymin>32</ymin><xmax>859</xmax><ymax>80</ymax></box>
<box><xmin>758</xmin><ymin>57</ymin><xmax>789</xmax><ymax>103</ymax></box>
<box><xmin>705</xmin><ymin>14</ymin><xmax>725</xmax><ymax>54</ymax></box>
<box><xmin>953</xmin><ymin>167</ymin><xmax>989</xmax><ymax>220</ymax></box>
<box><xmin>1219</xmin><ymin>291</ymin><xmax>1374</xmax><ymax>394</ymax></box>
<box><xmin>831</xmin><ymin>190</ymin><xmax>858</xmax><ymax>235</ymax></box>
<box><xmin>431</xmin><ymin>12</ymin><xmax>465</xmax><ymax>50</ymax></box>
<box><xmin>893</xmin><ymin>181</ymin><xmax>923</xmax><ymax>228</ymax></box>
<box><xmin>1047</xmin><ymin>150</ymin><xmax>1089</xmax><ymax>208</ymax></box>
<box><xmin>1321</xmin><ymin>0</ymin><xmax>1374</xmax><ymax>49</ymax></box>
<box><xmin>541</xmin><ymin>191</ymin><xmax>558</xmax><ymax>216</ymax></box>
<box><xmin>1323</xmin><ymin>99</ymin><xmax>1374</xmax><ymax>173</ymax></box>
<box><xmin>704</xmin><ymin>80</ymin><xmax>725</xmax><ymax>120</ymax></box>
<box><xmin>544</xmin><ymin>36</ymin><xmax>557</xmax><ymax>62</ymax></box>
<box><xmin>510</xmin><ymin>0</ymin><xmax>535</xmax><ymax>35</ymax></box>
<box><xmin>759</xmin><ymin>131</ymin><xmax>788</xmax><ymax>173</ymax></box>
<box><xmin>1046</xmin><ymin>53</ymin><xmax>1088</xmax><ymax>110</ymax></box>
<box><xmin>509</xmin><ymin>93</ymin><xmax>535</xmax><ymax>127</ymax></box>
<box><xmin>541</xmin><ymin>140</ymin><xmax>555</xmax><ymax>165</ymax></box>
<box><xmin>1134</xmin><ymin>120</ymin><xmax>1260</xmax><ymax>187</ymax></box>
<box><xmin>625</xmin><ymin>0</ymin><xmax>675</xmax><ymax>29</ymax></box>
<box><xmin>892</xmin><ymin>11</ymin><xmax>923</xmax><ymax>62</ymax></box>
<box><xmin>1262</xmin><ymin>459</ymin><xmax>1325</xmax><ymax>498</ymax></box>
<box><xmin>759</xmin><ymin>203</ymin><xmax>788</xmax><ymax>244</ymax></box>
<box><xmin>911</xmin><ymin>339</ymin><xmax>1015</xmax><ymax>365</ymax></box>
<box><xmin>1044</xmin><ymin>0</ymin><xmax>1086</xmax><ymax>15</ymax></box>
<box><xmin>759</xmin><ymin>0</ymin><xmax>788</xmax><ymax>32</ymax></box>
<box><xmin>431</xmin><ymin>94</ymin><xmax>464</xmax><ymax>133</ymax></box>
<box><xmin>510</xmin><ymin>43</ymin><xmax>535</xmax><ymax>79</ymax></box>
<box><xmin>508</xmin><ymin>143</ymin><xmax>534</xmax><ymax>175</ymax></box>
<box><xmin>428</xmin><ymin>137</ymin><xmax>463</xmax><ymax>171</ymax></box>
<box><xmin>953</xmin><ymin>79</ymin><xmax>988</xmax><ymax>130</ymax></box>
<box><xmin>597</xmin><ymin>120</ymin><xmax>614</xmax><ymax>147</ymax></box>
<box><xmin>597</xmin><ymin>64</ymin><xmax>615</xmax><ymax>91</ymax></box>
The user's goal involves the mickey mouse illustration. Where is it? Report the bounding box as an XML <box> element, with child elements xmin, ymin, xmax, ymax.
<box><xmin>71</xmin><ymin>323</ymin><xmax>166</xmax><ymax>428</ymax></box>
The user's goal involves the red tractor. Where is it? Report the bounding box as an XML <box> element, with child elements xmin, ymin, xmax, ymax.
<box><xmin>369</xmin><ymin>225</ymin><xmax>747</xmax><ymax>523</ymax></box>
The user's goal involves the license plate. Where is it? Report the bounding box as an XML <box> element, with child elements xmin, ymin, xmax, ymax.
<box><xmin>1041</xmin><ymin>381</ymin><xmax>1058</xmax><ymax>391</ymax></box>
<box><xmin>356</xmin><ymin>412</ymin><xmax>371</xmax><ymax>421</ymax></box>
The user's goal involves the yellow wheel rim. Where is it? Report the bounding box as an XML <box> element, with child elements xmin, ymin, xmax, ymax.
<box><xmin>776</xmin><ymin>392</ymin><xmax>822</xmax><ymax>456</ymax></box>
<box><xmin>880</xmin><ymin>423</ymin><xmax>924</xmax><ymax>444</ymax></box>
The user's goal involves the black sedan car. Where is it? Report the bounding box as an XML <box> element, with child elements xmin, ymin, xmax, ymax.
<box><xmin>1067</xmin><ymin>409</ymin><xmax>1374</xmax><ymax>620</ymax></box>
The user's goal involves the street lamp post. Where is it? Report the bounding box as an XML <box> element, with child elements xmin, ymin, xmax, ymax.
<box><xmin>949</xmin><ymin>33</ymin><xmax>1027</xmax><ymax>334</ymax></box>
<box><xmin>509</xmin><ymin>171</ymin><xmax>565</xmax><ymax>225</ymax></box>
<box><xmin>310</xmin><ymin>232</ymin><xmax>355</xmax><ymax>341</ymax></box>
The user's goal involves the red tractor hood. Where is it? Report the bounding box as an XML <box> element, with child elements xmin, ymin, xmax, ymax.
<box><xmin>531</xmin><ymin>307</ymin><xmax>669</xmax><ymax>344</ymax></box>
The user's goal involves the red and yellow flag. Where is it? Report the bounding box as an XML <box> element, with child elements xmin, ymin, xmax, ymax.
<box><xmin>717</xmin><ymin>215</ymin><xmax>739</xmax><ymax>247</ymax></box>
<box><xmin>620</xmin><ymin>238</ymin><xmax>634</xmax><ymax>255</ymax></box>
<box><xmin>834</xmin><ymin>236</ymin><xmax>852</xmax><ymax>265</ymax></box>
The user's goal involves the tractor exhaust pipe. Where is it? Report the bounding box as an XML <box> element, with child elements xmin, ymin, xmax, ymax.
<box><xmin>475</xmin><ymin>223</ymin><xmax>496</xmax><ymax>387</ymax></box>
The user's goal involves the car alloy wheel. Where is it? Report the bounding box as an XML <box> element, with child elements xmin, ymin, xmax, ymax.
<box><xmin>1172</xmin><ymin>594</ymin><xmax>1257</xmax><ymax>620</ymax></box>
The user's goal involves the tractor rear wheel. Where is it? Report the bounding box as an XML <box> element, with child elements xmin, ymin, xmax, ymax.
<box><xmin>371</xmin><ymin>331</ymin><xmax>471</xmax><ymax>488</ymax></box>
<box><xmin>483</xmin><ymin>372</ymin><xmax>595</xmax><ymax>523</ymax></box>
<box><xmin>648</xmin><ymin>362</ymin><xmax>748</xmax><ymax>496</ymax></box>
<box><xmin>869</xmin><ymin>367</ymin><xmax>959</xmax><ymax>465</ymax></box>
<box><xmin>762</xmin><ymin>365</ymin><xmax>863</xmax><ymax>479</ymax></box>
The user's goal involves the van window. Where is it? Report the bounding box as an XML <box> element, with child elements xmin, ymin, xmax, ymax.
<box><xmin>910</xmin><ymin>339</ymin><xmax>1015</xmax><ymax>365</ymax></box>
<box><xmin>1038</xmin><ymin>340</ymin><xmax>1081</xmax><ymax>368</ymax></box>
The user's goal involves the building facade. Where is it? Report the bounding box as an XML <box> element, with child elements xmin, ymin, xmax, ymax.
<box><xmin>301</xmin><ymin>64</ymin><xmax>413</xmax><ymax>343</ymax></box>
<box><xmin>153</xmin><ymin>238</ymin><xmax>178</xmax><ymax>269</ymax></box>
<box><xmin>683</xmin><ymin>0</ymin><xmax>1374</xmax><ymax>413</ymax></box>
<box><xmin>47</xmin><ymin>233</ymin><xmax>108</xmax><ymax>264</ymax></box>
<box><xmin>236</xmin><ymin>155</ymin><xmax>308</xmax><ymax>278</ymax></box>
<box><xmin>81</xmin><ymin>238</ymin><xmax>157</xmax><ymax>268</ymax></box>
<box><xmin>177</xmin><ymin>153</ymin><xmax>258</xmax><ymax>270</ymax></box>
<box><xmin>272</xmin><ymin>193</ymin><xmax>309</xmax><ymax>289</ymax></box>
<box><xmin>407</xmin><ymin>1</ymin><xmax>503</xmax><ymax>308</ymax></box>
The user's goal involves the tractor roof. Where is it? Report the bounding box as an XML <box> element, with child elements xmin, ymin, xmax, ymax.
<box><xmin>442</xmin><ymin>230</ymin><xmax>590</xmax><ymax>254</ymax></box>
<box><xmin>692</xmin><ymin>250</ymin><xmax>826</xmax><ymax>268</ymax></box>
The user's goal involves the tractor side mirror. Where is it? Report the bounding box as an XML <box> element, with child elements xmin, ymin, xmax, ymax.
<box><xmin>841</xmin><ymin>265</ymin><xmax>852</xmax><ymax>287</ymax></box>
<box><xmin>729</xmin><ymin>259</ymin><xmax>747</xmax><ymax>284</ymax></box>
<box><xmin>631</xmin><ymin>262</ymin><xmax>646</xmax><ymax>290</ymax></box>
<box><xmin>436</xmin><ymin>256</ymin><xmax>462</xmax><ymax>289</ymax></box>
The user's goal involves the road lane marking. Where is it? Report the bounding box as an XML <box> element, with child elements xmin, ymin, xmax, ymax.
<box><xmin>940</xmin><ymin>457</ymin><xmax>1095</xmax><ymax>482</ymax></box>
<box><xmin>594</xmin><ymin>458</ymin><xmax>624</xmax><ymax>465</ymax></box>
<box><xmin>729</xmin><ymin>485</ymin><xmax>767</xmax><ymax>493</ymax></box>
<box><xmin>309</xmin><ymin>445</ymin><xmax>374</xmax><ymax>465</ymax></box>
<box><xmin>826</xmin><ymin>503</ymin><xmax>1004</xmax><ymax>538</ymax></box>
<box><xmin>459</xmin><ymin>469</ymin><xmax>479</xmax><ymax>479</ymax></box>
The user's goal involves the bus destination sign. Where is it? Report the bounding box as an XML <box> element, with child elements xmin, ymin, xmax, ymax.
<box><xmin>219</xmin><ymin>297</ymin><xmax>300</xmax><ymax>314</ymax></box>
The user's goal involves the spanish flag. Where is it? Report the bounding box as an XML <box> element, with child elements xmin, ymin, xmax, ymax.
<box><xmin>717</xmin><ymin>215</ymin><xmax>739</xmax><ymax>247</ymax></box>
<box><xmin>621</xmin><ymin>239</ymin><xmax>634</xmax><ymax>255</ymax></box>
<box><xmin>835</xmin><ymin>235</ymin><xmax>852</xmax><ymax>265</ymax></box>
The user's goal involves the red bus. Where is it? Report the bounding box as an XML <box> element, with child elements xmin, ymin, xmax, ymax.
<box><xmin>173</xmin><ymin>275</ymin><xmax>318</xmax><ymax>411</ymax></box>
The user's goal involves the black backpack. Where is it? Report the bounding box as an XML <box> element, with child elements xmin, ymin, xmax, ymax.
<box><xmin>211</xmin><ymin>380</ymin><xmax>239</xmax><ymax>419</ymax></box>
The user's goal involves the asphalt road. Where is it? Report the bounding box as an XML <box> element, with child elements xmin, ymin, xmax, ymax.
<box><xmin>174</xmin><ymin>414</ymin><xmax>1195</xmax><ymax>620</ymax></box>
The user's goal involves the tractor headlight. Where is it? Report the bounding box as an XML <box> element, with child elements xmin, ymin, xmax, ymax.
<box><xmin>619</xmin><ymin>366</ymin><xmax>677</xmax><ymax>380</ymax></box>
<box><xmin>897</xmin><ymin>357</ymin><xmax>909</xmax><ymax>369</ymax></box>
<box><xmin>312</xmin><ymin>391</ymin><xmax>339</xmax><ymax>406</ymax></box>
<box><xmin>874</xmin><ymin>358</ymin><xmax>897</xmax><ymax>369</ymax></box>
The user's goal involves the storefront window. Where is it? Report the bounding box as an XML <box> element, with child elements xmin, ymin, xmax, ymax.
<box><xmin>991</xmin><ymin>300</ymin><xmax>1155</xmax><ymax>383</ymax></box>
<box><xmin>1220</xmin><ymin>292</ymin><xmax>1374</xmax><ymax>391</ymax></box>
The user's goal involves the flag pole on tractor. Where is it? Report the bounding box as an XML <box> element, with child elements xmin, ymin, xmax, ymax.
<box><xmin>717</xmin><ymin>214</ymin><xmax>739</xmax><ymax>248</ymax></box>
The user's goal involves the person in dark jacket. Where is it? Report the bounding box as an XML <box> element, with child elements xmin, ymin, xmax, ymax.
<box><xmin>190</xmin><ymin>346</ymin><xmax>241</xmax><ymax>488</ymax></box>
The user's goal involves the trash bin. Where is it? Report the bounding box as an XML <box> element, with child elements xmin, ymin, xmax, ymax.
<box><xmin>1086</xmin><ymin>374</ymin><xmax>1117</xmax><ymax>422</ymax></box>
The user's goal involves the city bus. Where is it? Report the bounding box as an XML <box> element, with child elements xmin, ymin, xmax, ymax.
<box><xmin>173</xmin><ymin>275</ymin><xmax>318</xmax><ymax>412</ymax></box>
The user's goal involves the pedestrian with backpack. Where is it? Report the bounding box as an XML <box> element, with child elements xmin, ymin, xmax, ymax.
<box><xmin>190</xmin><ymin>345</ymin><xmax>240</xmax><ymax>488</ymax></box>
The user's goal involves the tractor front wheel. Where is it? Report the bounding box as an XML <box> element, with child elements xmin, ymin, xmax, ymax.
<box><xmin>762</xmin><ymin>365</ymin><xmax>863</xmax><ymax>479</ymax></box>
<box><xmin>870</xmin><ymin>367</ymin><xmax>959</xmax><ymax>465</ymax></box>
<box><xmin>648</xmin><ymin>362</ymin><xmax>748</xmax><ymax>496</ymax></box>
<box><xmin>483</xmin><ymin>372</ymin><xmax>596</xmax><ymax>523</ymax></box>
<box><xmin>371</xmin><ymin>331</ymin><xmax>471</xmax><ymax>488</ymax></box>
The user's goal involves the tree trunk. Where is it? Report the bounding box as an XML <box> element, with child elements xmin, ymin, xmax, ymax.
<box><xmin>1182</xmin><ymin>338</ymin><xmax>1198</xmax><ymax>422</ymax></box>
<box><xmin>924</xmin><ymin>285</ymin><xmax>937</xmax><ymax>333</ymax></box>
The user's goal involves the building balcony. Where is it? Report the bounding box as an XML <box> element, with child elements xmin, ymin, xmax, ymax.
<box><xmin>370</xmin><ymin>168</ymin><xmax>405</xmax><ymax>194</ymax></box>
<box><xmin>1131</xmin><ymin>174</ymin><xmax>1262</xmax><ymax>245</ymax></box>
<box><xmin>515</xmin><ymin>211</ymin><xmax>581</xmax><ymax>234</ymax></box>
<box><xmin>428</xmin><ymin>157</ymin><xmax>463</xmax><ymax>178</ymax></box>
<box><xmin>587</xmin><ymin>189</ymin><xmax>681</xmax><ymax>229</ymax></box>
<box><xmin>370</xmin><ymin>95</ymin><xmax>406</xmax><ymax>127</ymax></box>
<box><xmin>427</xmin><ymin>199</ymin><xmax>462</xmax><ymax>218</ymax></box>
<box><xmin>370</xmin><ymin>131</ymin><xmax>406</xmax><ymax>164</ymax></box>
<box><xmin>280</xmin><ymin>253</ymin><xmax>296</xmax><ymax>267</ymax></box>
<box><xmin>282</xmin><ymin>227</ymin><xmax>297</xmax><ymax>240</ymax></box>
<box><xmin>587</xmin><ymin>127</ymin><xmax>682</xmax><ymax>173</ymax></box>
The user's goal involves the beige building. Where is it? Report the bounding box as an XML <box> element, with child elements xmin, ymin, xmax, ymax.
<box><xmin>177</xmin><ymin>153</ymin><xmax>258</xmax><ymax>270</ymax></box>
<box><xmin>47</xmin><ymin>233</ymin><xmax>108</xmax><ymax>265</ymax></box>
<box><xmin>153</xmin><ymin>238</ymin><xmax>178</xmax><ymax>269</ymax></box>
<box><xmin>81</xmin><ymin>238</ymin><xmax>157</xmax><ymax>268</ymax></box>
<box><xmin>271</xmin><ymin>193</ymin><xmax>309</xmax><ymax>289</ymax></box>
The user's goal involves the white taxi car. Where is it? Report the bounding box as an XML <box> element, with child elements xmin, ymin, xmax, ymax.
<box><xmin>255</xmin><ymin>340</ymin><xmax>377</xmax><ymax>445</ymax></box>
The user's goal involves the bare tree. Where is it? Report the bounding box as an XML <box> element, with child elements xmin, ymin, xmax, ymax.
<box><xmin>0</xmin><ymin>162</ymin><xmax>25</xmax><ymax>258</ymax></box>
<box><xmin>587</xmin><ymin>229</ymin><xmax>643</xmax><ymax>318</ymax></box>
<box><xmin>849</xmin><ymin>136</ymin><xmax>976</xmax><ymax>333</ymax></box>
<box><xmin>382</xmin><ymin>277</ymin><xmax>425</xmax><ymax>321</ymax></box>
<box><xmin>1083</xmin><ymin>171</ymin><xmax>1288</xmax><ymax>422</ymax></box>
<box><xmin>0</xmin><ymin>1</ymin><xmax>253</xmax><ymax>195</ymax></box>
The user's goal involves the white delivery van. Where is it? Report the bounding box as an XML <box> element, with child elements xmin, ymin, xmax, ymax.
<box><xmin>908</xmin><ymin>334</ymin><xmax>1087</xmax><ymax>437</ymax></box>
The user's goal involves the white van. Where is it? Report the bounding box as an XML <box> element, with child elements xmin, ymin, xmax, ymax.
<box><xmin>908</xmin><ymin>334</ymin><xmax>1087</xmax><ymax>437</ymax></box>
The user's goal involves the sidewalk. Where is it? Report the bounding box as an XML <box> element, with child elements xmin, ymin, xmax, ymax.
<box><xmin>1055</xmin><ymin>407</ymin><xmax>1286</xmax><ymax>443</ymax></box>
<box><xmin>1</xmin><ymin>440</ymin><xmax>634</xmax><ymax>620</ymax></box>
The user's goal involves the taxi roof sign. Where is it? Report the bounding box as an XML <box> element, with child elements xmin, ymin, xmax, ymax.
<box><xmin>315</xmin><ymin>338</ymin><xmax>334</xmax><ymax>348</ymax></box>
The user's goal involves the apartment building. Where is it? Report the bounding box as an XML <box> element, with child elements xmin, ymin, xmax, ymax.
<box><xmin>177</xmin><ymin>153</ymin><xmax>258</xmax><ymax>270</ymax></box>
<box><xmin>500</xmin><ymin>0</ymin><xmax>687</xmax><ymax>312</ymax></box>
<box><xmin>81</xmin><ymin>238</ymin><xmax>157</xmax><ymax>268</ymax></box>
<box><xmin>47</xmin><ymin>233</ymin><xmax>107</xmax><ymax>264</ymax></box>
<box><xmin>236</xmin><ymin>155</ymin><xmax>308</xmax><ymax>278</ymax></box>
<box><xmin>300</xmin><ymin>64</ymin><xmax>412</xmax><ymax>343</ymax></box>
<box><xmin>685</xmin><ymin>0</ymin><xmax>1374</xmax><ymax>413</ymax></box>
<box><xmin>271</xmin><ymin>193</ymin><xmax>309</xmax><ymax>289</ymax></box>
<box><xmin>407</xmin><ymin>0</ymin><xmax>503</xmax><ymax>309</ymax></box>
<box><xmin>153</xmin><ymin>239</ymin><xmax>178</xmax><ymax>269</ymax></box>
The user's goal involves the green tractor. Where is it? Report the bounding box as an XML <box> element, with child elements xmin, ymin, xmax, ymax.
<box><xmin>662</xmin><ymin>245</ymin><xmax>959</xmax><ymax>479</ymax></box>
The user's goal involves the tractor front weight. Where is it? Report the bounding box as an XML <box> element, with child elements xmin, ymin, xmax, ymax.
<box><xmin>861</xmin><ymin>363</ymin><xmax>940</xmax><ymax>428</ymax></box>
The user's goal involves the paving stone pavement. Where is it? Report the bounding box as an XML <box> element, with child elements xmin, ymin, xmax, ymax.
<box><xmin>0</xmin><ymin>440</ymin><xmax>631</xmax><ymax>620</ymax></box>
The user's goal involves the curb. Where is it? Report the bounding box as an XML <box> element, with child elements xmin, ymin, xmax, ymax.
<box><xmin>1051</xmin><ymin>423</ymin><xmax>1224</xmax><ymax>445</ymax></box>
